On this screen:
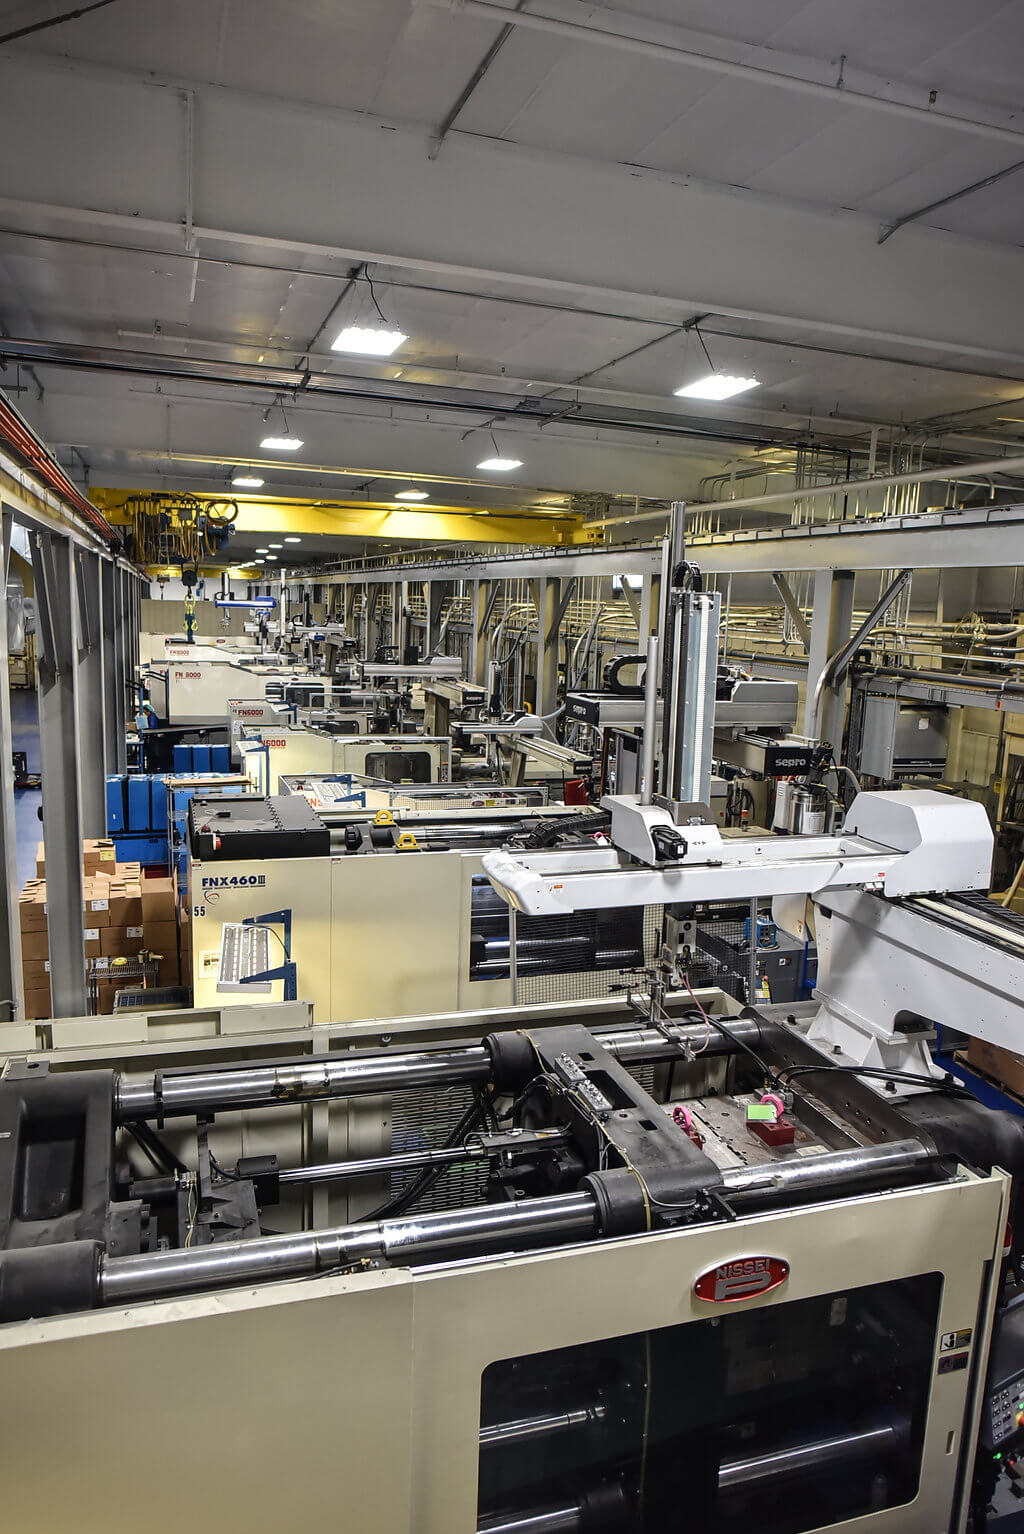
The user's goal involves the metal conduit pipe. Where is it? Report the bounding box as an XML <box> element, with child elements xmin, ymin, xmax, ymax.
<box><xmin>99</xmin><ymin>1193</ymin><xmax>599</xmax><ymax>1306</ymax></box>
<box><xmin>479</xmin><ymin>1406</ymin><xmax>607</xmax><ymax>1450</ymax></box>
<box><xmin>115</xmin><ymin>1045</ymin><xmax>494</xmax><ymax>1119</ymax></box>
<box><xmin>864</xmin><ymin>666</ymin><xmax>1024</xmax><ymax>699</ymax></box>
<box><xmin>720</xmin><ymin>1140</ymin><xmax>930</xmax><ymax>1204</ymax></box>
<box><xmin>477</xmin><ymin>1415</ymin><xmax>907</xmax><ymax>1530</ymax></box>
<box><xmin>277</xmin><ymin>1144</ymin><xmax>480</xmax><ymax>1187</ymax></box>
<box><xmin>100</xmin><ymin>1140</ymin><xmax>935</xmax><ymax>1308</ymax></box>
<box><xmin>479</xmin><ymin>1505</ymin><xmax>582</xmax><ymax>1534</ymax></box>
<box><xmin>115</xmin><ymin>1018</ymin><xmax>765</xmax><ymax>1120</ymax></box>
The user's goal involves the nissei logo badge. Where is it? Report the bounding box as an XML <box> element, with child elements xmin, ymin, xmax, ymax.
<box><xmin>694</xmin><ymin>1256</ymin><xmax>789</xmax><ymax>1303</ymax></box>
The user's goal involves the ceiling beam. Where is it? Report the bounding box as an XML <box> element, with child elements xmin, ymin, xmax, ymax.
<box><xmin>3</xmin><ymin>52</ymin><xmax>1024</xmax><ymax>370</ymax></box>
<box><xmin>438</xmin><ymin>0</ymin><xmax>1024</xmax><ymax>150</ymax></box>
<box><xmin>430</xmin><ymin>0</ymin><xmax>528</xmax><ymax>159</ymax></box>
<box><xmin>878</xmin><ymin>156</ymin><xmax>1024</xmax><ymax>245</ymax></box>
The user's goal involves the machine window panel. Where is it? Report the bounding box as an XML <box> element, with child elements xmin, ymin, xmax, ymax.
<box><xmin>477</xmin><ymin>1272</ymin><xmax>941</xmax><ymax>1532</ymax></box>
<box><xmin>469</xmin><ymin>875</ymin><xmax>645</xmax><ymax>981</ymax></box>
<box><xmin>364</xmin><ymin>750</ymin><xmax>433</xmax><ymax>783</ymax></box>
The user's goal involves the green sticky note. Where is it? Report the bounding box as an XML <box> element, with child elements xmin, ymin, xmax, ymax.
<box><xmin>747</xmin><ymin>1103</ymin><xmax>777</xmax><ymax>1122</ymax></box>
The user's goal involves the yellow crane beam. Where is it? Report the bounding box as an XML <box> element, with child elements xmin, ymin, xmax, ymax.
<box><xmin>90</xmin><ymin>489</ymin><xmax>589</xmax><ymax>551</ymax></box>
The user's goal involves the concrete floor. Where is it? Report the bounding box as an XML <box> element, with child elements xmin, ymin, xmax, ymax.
<box><xmin>11</xmin><ymin>689</ymin><xmax>42</xmax><ymax>889</ymax></box>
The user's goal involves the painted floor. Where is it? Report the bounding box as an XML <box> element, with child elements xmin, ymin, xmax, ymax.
<box><xmin>11</xmin><ymin>688</ymin><xmax>42</xmax><ymax>889</ymax></box>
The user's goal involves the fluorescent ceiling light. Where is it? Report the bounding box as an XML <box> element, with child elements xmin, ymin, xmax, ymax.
<box><xmin>260</xmin><ymin>434</ymin><xmax>303</xmax><ymax>450</ymax></box>
<box><xmin>268</xmin><ymin>543</ymin><xmax>283</xmax><ymax>549</ymax></box>
<box><xmin>265</xmin><ymin>554</ymin><xmax>278</xmax><ymax>561</ymax></box>
<box><xmin>285</xmin><ymin>536</ymin><xmax>301</xmax><ymax>543</ymax></box>
<box><xmin>231</xmin><ymin>474</ymin><xmax>265</xmax><ymax>489</ymax></box>
<box><xmin>394</xmin><ymin>489</ymin><xmax>430</xmax><ymax>501</ymax></box>
<box><xmin>331</xmin><ymin>326</ymin><xmax>407</xmax><ymax>357</ymax></box>
<box><xmin>477</xmin><ymin>456</ymin><xmax>523</xmax><ymax>472</ymax></box>
<box><xmin>255</xmin><ymin>547</ymin><xmax>268</xmax><ymax>554</ymax></box>
<box><xmin>674</xmin><ymin>373</ymin><xmax>759</xmax><ymax>401</ymax></box>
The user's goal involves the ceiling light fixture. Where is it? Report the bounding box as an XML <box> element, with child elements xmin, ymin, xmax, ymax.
<box><xmin>477</xmin><ymin>427</ymin><xmax>522</xmax><ymax>473</ymax></box>
<box><xmin>231</xmin><ymin>470</ymin><xmax>265</xmax><ymax>488</ymax></box>
<box><xmin>255</xmin><ymin>547</ymin><xmax>268</xmax><ymax>554</ymax></box>
<box><xmin>674</xmin><ymin>325</ymin><xmax>759</xmax><ymax>401</ymax></box>
<box><xmin>268</xmin><ymin>543</ymin><xmax>283</xmax><ymax>549</ymax></box>
<box><xmin>395</xmin><ymin>489</ymin><xmax>430</xmax><ymax>501</ymax></box>
<box><xmin>260</xmin><ymin>394</ymin><xmax>303</xmax><ymax>451</ymax></box>
<box><xmin>675</xmin><ymin>373</ymin><xmax>760</xmax><ymax>401</ymax></box>
<box><xmin>332</xmin><ymin>267</ymin><xmax>407</xmax><ymax>356</ymax></box>
<box><xmin>265</xmin><ymin>554</ymin><xmax>278</xmax><ymax>561</ymax></box>
<box><xmin>285</xmin><ymin>536</ymin><xmax>301</xmax><ymax>543</ymax></box>
<box><xmin>332</xmin><ymin>326</ymin><xmax>407</xmax><ymax>356</ymax></box>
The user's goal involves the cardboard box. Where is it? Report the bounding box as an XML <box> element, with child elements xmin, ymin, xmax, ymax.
<box><xmin>157</xmin><ymin>954</ymin><xmax>180</xmax><ymax>986</ymax></box>
<box><xmin>966</xmin><ymin>1038</ymin><xmax>1024</xmax><ymax>1099</ymax></box>
<box><xmin>143</xmin><ymin>920</ymin><xmax>178</xmax><ymax>956</ymax></box>
<box><xmin>35</xmin><ymin>841</ymin><xmax>45</xmax><ymax>879</ymax></box>
<box><xmin>100</xmin><ymin>925</ymin><xmax>145</xmax><ymax>959</ymax></box>
<box><xmin>83</xmin><ymin>837</ymin><xmax>118</xmax><ymax>876</ymax></box>
<box><xmin>141</xmin><ymin>877</ymin><xmax>174</xmax><ymax>920</ymax></box>
<box><xmin>19</xmin><ymin>888</ymin><xmax>47</xmax><ymax>933</ymax></box>
<box><xmin>20</xmin><ymin>927</ymin><xmax>49</xmax><ymax>962</ymax></box>
<box><xmin>22</xmin><ymin>958</ymin><xmax>50</xmax><ymax>990</ymax></box>
<box><xmin>83</xmin><ymin>886</ymin><xmax>111</xmax><ymax>927</ymax></box>
<box><xmin>23</xmin><ymin>986</ymin><xmax>51</xmax><ymax>1021</ymax></box>
<box><xmin>141</xmin><ymin>875</ymin><xmax>175</xmax><ymax>924</ymax></box>
<box><xmin>93</xmin><ymin>980</ymin><xmax>120</xmax><ymax>1014</ymax></box>
<box><xmin>83</xmin><ymin>926</ymin><xmax>102</xmax><ymax>959</ymax></box>
<box><xmin>107</xmin><ymin>881</ymin><xmax>143</xmax><ymax>927</ymax></box>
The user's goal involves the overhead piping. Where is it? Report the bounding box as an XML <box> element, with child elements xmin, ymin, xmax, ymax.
<box><xmin>0</xmin><ymin>390</ymin><xmax>117</xmax><ymax>544</ymax></box>
<box><xmin>0</xmin><ymin>334</ymin><xmax>809</xmax><ymax>451</ymax></box>
<box><xmin>590</xmin><ymin>453</ymin><xmax>1024</xmax><ymax>526</ymax></box>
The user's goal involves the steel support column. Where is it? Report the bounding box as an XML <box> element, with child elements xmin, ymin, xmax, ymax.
<box><xmin>532</xmin><ymin>577</ymin><xmax>561</xmax><ymax>726</ymax></box>
<box><xmin>115</xmin><ymin>568</ymin><xmax>132</xmax><ymax>759</ymax></box>
<box><xmin>395</xmin><ymin>579</ymin><xmax>409</xmax><ymax>653</ymax></box>
<box><xmin>469</xmin><ymin>580</ymin><xmax>486</xmax><ymax>683</ymax></box>
<box><xmin>74</xmin><ymin>548</ymin><xmax>105</xmax><ymax>835</ymax></box>
<box><xmin>0</xmin><ymin>509</ymin><xmax>23</xmax><ymax>1019</ymax></box>
<box><xmin>32</xmin><ymin>528</ymin><xmax>87</xmax><ymax>1017</ymax></box>
<box><xmin>803</xmin><ymin>569</ymin><xmax>855</xmax><ymax>751</ymax></box>
<box><xmin>639</xmin><ymin>572</ymin><xmax>658</xmax><ymax>641</ymax></box>
<box><xmin>343</xmin><ymin>584</ymin><xmax>358</xmax><ymax>640</ymax></box>
<box><xmin>365</xmin><ymin>583</ymin><xmax>382</xmax><ymax>660</ymax></box>
<box><xmin>821</xmin><ymin>571</ymin><xmax>857</xmax><ymax>753</ymax></box>
<box><xmin>100</xmin><ymin>561</ymin><xmax>124</xmax><ymax>773</ymax></box>
<box><xmin>426</xmin><ymin>581</ymin><xmax>447</xmax><ymax>655</ymax></box>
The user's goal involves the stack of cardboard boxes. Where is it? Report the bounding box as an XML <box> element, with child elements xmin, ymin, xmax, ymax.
<box><xmin>19</xmin><ymin>840</ymin><xmax>181</xmax><ymax>1019</ymax></box>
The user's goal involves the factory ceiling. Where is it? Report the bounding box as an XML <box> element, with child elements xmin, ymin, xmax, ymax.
<box><xmin>2</xmin><ymin>0</ymin><xmax>1024</xmax><ymax>549</ymax></box>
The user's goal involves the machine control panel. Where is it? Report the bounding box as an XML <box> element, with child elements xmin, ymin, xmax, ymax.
<box><xmin>981</xmin><ymin>1304</ymin><xmax>1024</xmax><ymax>1454</ymax></box>
<box><xmin>988</xmin><ymin>1375</ymin><xmax>1024</xmax><ymax>1446</ymax></box>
